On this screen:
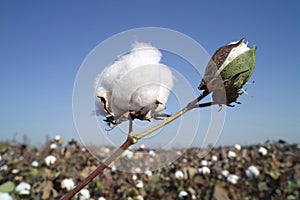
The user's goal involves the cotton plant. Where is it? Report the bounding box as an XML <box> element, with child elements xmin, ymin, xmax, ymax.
<box><xmin>62</xmin><ymin>38</ymin><xmax>257</xmax><ymax>199</ymax></box>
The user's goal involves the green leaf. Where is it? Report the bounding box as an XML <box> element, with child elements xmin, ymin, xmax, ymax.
<box><xmin>0</xmin><ymin>181</ymin><xmax>15</xmax><ymax>192</ymax></box>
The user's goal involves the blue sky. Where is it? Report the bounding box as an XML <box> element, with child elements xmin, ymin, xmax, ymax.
<box><xmin>1</xmin><ymin>1</ymin><xmax>300</xmax><ymax>147</ymax></box>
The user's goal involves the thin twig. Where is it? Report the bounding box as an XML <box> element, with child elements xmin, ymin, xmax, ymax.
<box><xmin>135</xmin><ymin>91</ymin><xmax>209</xmax><ymax>140</ymax></box>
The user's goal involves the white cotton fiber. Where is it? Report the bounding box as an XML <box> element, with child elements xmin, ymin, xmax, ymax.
<box><xmin>95</xmin><ymin>42</ymin><xmax>173</xmax><ymax>124</ymax></box>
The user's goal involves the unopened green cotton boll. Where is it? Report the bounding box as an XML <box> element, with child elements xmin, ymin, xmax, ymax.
<box><xmin>199</xmin><ymin>38</ymin><xmax>256</xmax><ymax>106</ymax></box>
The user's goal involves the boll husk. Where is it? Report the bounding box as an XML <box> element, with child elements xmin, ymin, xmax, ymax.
<box><xmin>95</xmin><ymin>42</ymin><xmax>173</xmax><ymax>127</ymax></box>
<box><xmin>198</xmin><ymin>38</ymin><xmax>256</xmax><ymax>106</ymax></box>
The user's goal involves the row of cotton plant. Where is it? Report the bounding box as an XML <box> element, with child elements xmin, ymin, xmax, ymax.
<box><xmin>0</xmin><ymin>138</ymin><xmax>298</xmax><ymax>199</ymax></box>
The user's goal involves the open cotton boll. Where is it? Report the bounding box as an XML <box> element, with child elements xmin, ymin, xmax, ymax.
<box><xmin>111</xmin><ymin>64</ymin><xmax>173</xmax><ymax>117</ymax></box>
<box><xmin>95</xmin><ymin>42</ymin><xmax>162</xmax><ymax>95</ymax></box>
<box><xmin>95</xmin><ymin>42</ymin><xmax>173</xmax><ymax>126</ymax></box>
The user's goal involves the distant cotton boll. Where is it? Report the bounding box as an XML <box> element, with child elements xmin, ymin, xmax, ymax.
<box><xmin>144</xmin><ymin>169</ymin><xmax>153</xmax><ymax>177</ymax></box>
<box><xmin>178</xmin><ymin>190</ymin><xmax>189</xmax><ymax>199</ymax></box>
<box><xmin>234</xmin><ymin>144</ymin><xmax>242</xmax><ymax>151</ymax></box>
<box><xmin>227</xmin><ymin>151</ymin><xmax>236</xmax><ymax>159</ymax></box>
<box><xmin>76</xmin><ymin>189</ymin><xmax>90</xmax><ymax>200</ymax></box>
<box><xmin>54</xmin><ymin>135</ymin><xmax>61</xmax><ymax>141</ymax></box>
<box><xmin>198</xmin><ymin>166</ymin><xmax>211</xmax><ymax>175</ymax></box>
<box><xmin>227</xmin><ymin>174</ymin><xmax>239</xmax><ymax>184</ymax></box>
<box><xmin>44</xmin><ymin>155</ymin><xmax>56</xmax><ymax>166</ymax></box>
<box><xmin>31</xmin><ymin>160</ymin><xmax>39</xmax><ymax>167</ymax></box>
<box><xmin>135</xmin><ymin>180</ymin><xmax>144</xmax><ymax>188</ymax></box>
<box><xmin>135</xmin><ymin>167</ymin><xmax>142</xmax><ymax>173</ymax></box>
<box><xmin>132</xmin><ymin>174</ymin><xmax>138</xmax><ymax>181</ymax></box>
<box><xmin>61</xmin><ymin>178</ymin><xmax>75</xmax><ymax>191</ymax></box>
<box><xmin>104</xmin><ymin>147</ymin><xmax>110</xmax><ymax>154</ymax></box>
<box><xmin>148</xmin><ymin>150</ymin><xmax>156</xmax><ymax>157</ymax></box>
<box><xmin>245</xmin><ymin>165</ymin><xmax>260</xmax><ymax>178</ymax></box>
<box><xmin>111</xmin><ymin>164</ymin><xmax>117</xmax><ymax>172</ymax></box>
<box><xmin>50</xmin><ymin>143</ymin><xmax>57</xmax><ymax>149</ymax></box>
<box><xmin>175</xmin><ymin>170</ymin><xmax>184</xmax><ymax>179</ymax></box>
<box><xmin>98</xmin><ymin>197</ymin><xmax>106</xmax><ymax>200</ymax></box>
<box><xmin>122</xmin><ymin>150</ymin><xmax>134</xmax><ymax>159</ymax></box>
<box><xmin>221</xmin><ymin>170</ymin><xmax>230</xmax><ymax>177</ymax></box>
<box><xmin>201</xmin><ymin>160</ymin><xmax>208</xmax><ymax>166</ymax></box>
<box><xmin>258</xmin><ymin>147</ymin><xmax>268</xmax><ymax>156</ymax></box>
<box><xmin>136</xmin><ymin>195</ymin><xmax>144</xmax><ymax>200</ymax></box>
<box><xmin>211</xmin><ymin>155</ymin><xmax>218</xmax><ymax>162</ymax></box>
<box><xmin>15</xmin><ymin>182</ymin><xmax>31</xmax><ymax>195</ymax></box>
<box><xmin>12</xmin><ymin>169</ymin><xmax>19</xmax><ymax>174</ymax></box>
<box><xmin>95</xmin><ymin>42</ymin><xmax>173</xmax><ymax>125</ymax></box>
<box><xmin>183</xmin><ymin>158</ymin><xmax>188</xmax><ymax>163</ymax></box>
<box><xmin>140</xmin><ymin>144</ymin><xmax>145</xmax><ymax>149</ymax></box>
<box><xmin>0</xmin><ymin>164</ymin><xmax>8</xmax><ymax>171</ymax></box>
<box><xmin>0</xmin><ymin>192</ymin><xmax>13</xmax><ymax>200</ymax></box>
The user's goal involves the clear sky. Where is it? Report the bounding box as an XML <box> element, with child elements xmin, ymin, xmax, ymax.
<box><xmin>1</xmin><ymin>1</ymin><xmax>300</xmax><ymax>147</ymax></box>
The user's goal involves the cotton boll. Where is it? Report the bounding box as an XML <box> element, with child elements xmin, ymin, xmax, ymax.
<box><xmin>15</xmin><ymin>182</ymin><xmax>31</xmax><ymax>195</ymax></box>
<box><xmin>50</xmin><ymin>143</ymin><xmax>57</xmax><ymax>149</ymax></box>
<box><xmin>178</xmin><ymin>190</ymin><xmax>189</xmax><ymax>199</ymax></box>
<box><xmin>0</xmin><ymin>192</ymin><xmax>13</xmax><ymax>200</ymax></box>
<box><xmin>221</xmin><ymin>170</ymin><xmax>229</xmax><ymax>177</ymax></box>
<box><xmin>61</xmin><ymin>178</ymin><xmax>75</xmax><ymax>191</ymax></box>
<box><xmin>135</xmin><ymin>180</ymin><xmax>144</xmax><ymax>188</ymax></box>
<box><xmin>211</xmin><ymin>155</ymin><xmax>218</xmax><ymax>162</ymax></box>
<box><xmin>44</xmin><ymin>155</ymin><xmax>56</xmax><ymax>166</ymax></box>
<box><xmin>95</xmin><ymin>42</ymin><xmax>173</xmax><ymax>126</ymax></box>
<box><xmin>136</xmin><ymin>195</ymin><xmax>144</xmax><ymax>200</ymax></box>
<box><xmin>234</xmin><ymin>144</ymin><xmax>242</xmax><ymax>151</ymax></box>
<box><xmin>111</xmin><ymin>64</ymin><xmax>173</xmax><ymax>119</ymax></box>
<box><xmin>198</xmin><ymin>166</ymin><xmax>210</xmax><ymax>175</ymax></box>
<box><xmin>227</xmin><ymin>151</ymin><xmax>236</xmax><ymax>159</ymax></box>
<box><xmin>200</xmin><ymin>160</ymin><xmax>208</xmax><ymax>166</ymax></box>
<box><xmin>258</xmin><ymin>147</ymin><xmax>268</xmax><ymax>156</ymax></box>
<box><xmin>144</xmin><ymin>169</ymin><xmax>153</xmax><ymax>177</ymax></box>
<box><xmin>76</xmin><ymin>189</ymin><xmax>90</xmax><ymax>200</ymax></box>
<box><xmin>175</xmin><ymin>170</ymin><xmax>184</xmax><ymax>179</ymax></box>
<box><xmin>227</xmin><ymin>174</ymin><xmax>239</xmax><ymax>184</ymax></box>
<box><xmin>245</xmin><ymin>165</ymin><xmax>260</xmax><ymax>178</ymax></box>
<box><xmin>31</xmin><ymin>160</ymin><xmax>39</xmax><ymax>167</ymax></box>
